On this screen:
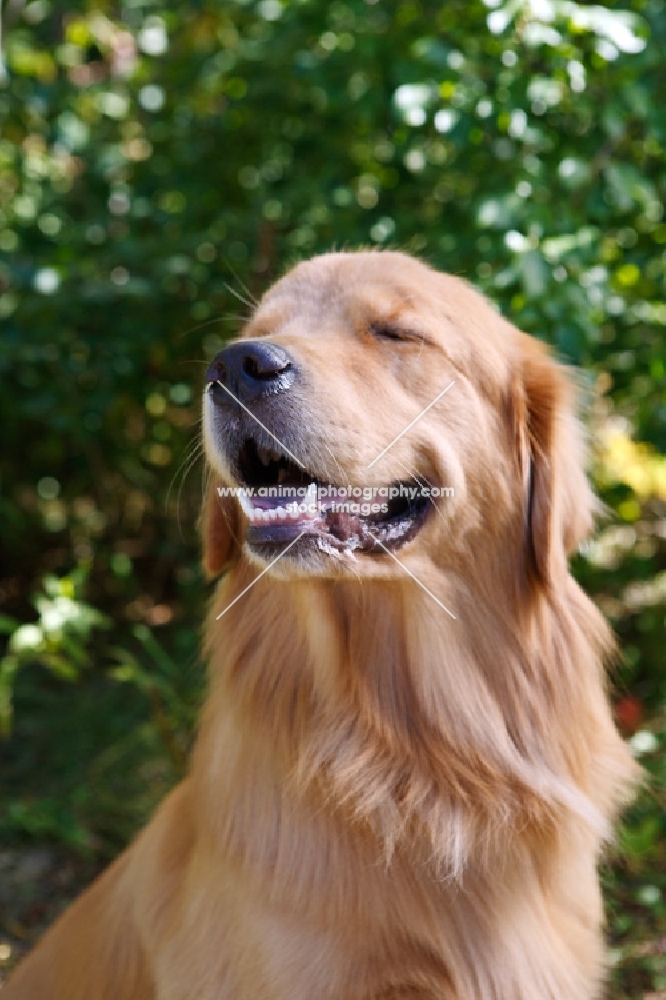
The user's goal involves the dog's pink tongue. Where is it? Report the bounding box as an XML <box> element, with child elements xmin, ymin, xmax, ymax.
<box><xmin>326</xmin><ymin>510</ymin><xmax>367</xmax><ymax>543</ymax></box>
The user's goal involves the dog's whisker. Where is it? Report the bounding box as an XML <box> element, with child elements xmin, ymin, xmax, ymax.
<box><xmin>166</xmin><ymin>432</ymin><xmax>203</xmax><ymax>507</ymax></box>
<box><xmin>164</xmin><ymin>429</ymin><xmax>206</xmax><ymax>539</ymax></box>
<box><xmin>224</xmin><ymin>281</ymin><xmax>256</xmax><ymax>312</ymax></box>
<box><xmin>319</xmin><ymin>442</ymin><xmax>348</xmax><ymax>485</ymax></box>
<box><xmin>176</xmin><ymin>314</ymin><xmax>251</xmax><ymax>342</ymax></box>
<box><xmin>223</xmin><ymin>260</ymin><xmax>260</xmax><ymax>308</ymax></box>
<box><xmin>175</xmin><ymin>440</ymin><xmax>206</xmax><ymax>537</ymax></box>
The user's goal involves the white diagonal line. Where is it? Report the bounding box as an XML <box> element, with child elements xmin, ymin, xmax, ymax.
<box><xmin>216</xmin><ymin>531</ymin><xmax>307</xmax><ymax>619</ymax></box>
<box><xmin>209</xmin><ymin>380</ymin><xmax>306</xmax><ymax>469</ymax></box>
<box><xmin>366</xmin><ymin>381</ymin><xmax>455</xmax><ymax>469</ymax></box>
<box><xmin>367</xmin><ymin>531</ymin><xmax>456</xmax><ymax>620</ymax></box>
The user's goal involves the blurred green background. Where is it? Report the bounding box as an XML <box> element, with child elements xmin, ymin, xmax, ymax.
<box><xmin>0</xmin><ymin>0</ymin><xmax>664</xmax><ymax>994</ymax></box>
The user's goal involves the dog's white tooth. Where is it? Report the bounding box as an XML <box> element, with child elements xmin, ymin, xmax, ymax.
<box><xmin>277</xmin><ymin>468</ymin><xmax>287</xmax><ymax>484</ymax></box>
<box><xmin>238</xmin><ymin>491</ymin><xmax>255</xmax><ymax>519</ymax></box>
<box><xmin>257</xmin><ymin>446</ymin><xmax>271</xmax><ymax>466</ymax></box>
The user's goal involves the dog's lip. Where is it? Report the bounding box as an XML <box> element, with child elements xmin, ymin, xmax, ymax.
<box><xmin>234</xmin><ymin>476</ymin><xmax>431</xmax><ymax>556</ymax></box>
<box><xmin>213</xmin><ymin>435</ymin><xmax>433</xmax><ymax>556</ymax></box>
<box><xmin>244</xmin><ymin>496</ymin><xmax>430</xmax><ymax>558</ymax></box>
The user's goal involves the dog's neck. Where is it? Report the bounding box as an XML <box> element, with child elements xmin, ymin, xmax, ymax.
<box><xmin>192</xmin><ymin>559</ymin><xmax>627</xmax><ymax>879</ymax></box>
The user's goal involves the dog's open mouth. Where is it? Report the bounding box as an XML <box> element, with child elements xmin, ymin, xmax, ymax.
<box><xmin>233</xmin><ymin>438</ymin><xmax>430</xmax><ymax>556</ymax></box>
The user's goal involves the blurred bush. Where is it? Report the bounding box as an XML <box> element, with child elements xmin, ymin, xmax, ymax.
<box><xmin>0</xmin><ymin>0</ymin><xmax>664</xmax><ymax>994</ymax></box>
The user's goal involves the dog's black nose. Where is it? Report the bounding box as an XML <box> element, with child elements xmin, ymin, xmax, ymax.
<box><xmin>205</xmin><ymin>341</ymin><xmax>295</xmax><ymax>405</ymax></box>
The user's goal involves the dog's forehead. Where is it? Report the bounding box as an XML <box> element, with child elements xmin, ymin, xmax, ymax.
<box><xmin>253</xmin><ymin>252</ymin><xmax>437</xmax><ymax>329</ymax></box>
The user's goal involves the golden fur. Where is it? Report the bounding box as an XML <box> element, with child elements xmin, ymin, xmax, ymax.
<box><xmin>5</xmin><ymin>251</ymin><xmax>637</xmax><ymax>999</ymax></box>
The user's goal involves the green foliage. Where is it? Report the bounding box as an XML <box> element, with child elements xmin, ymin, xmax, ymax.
<box><xmin>0</xmin><ymin>567</ymin><xmax>108</xmax><ymax>735</ymax></box>
<box><xmin>606</xmin><ymin>723</ymin><xmax>666</xmax><ymax>997</ymax></box>
<box><xmin>0</xmin><ymin>0</ymin><xmax>664</xmax><ymax>992</ymax></box>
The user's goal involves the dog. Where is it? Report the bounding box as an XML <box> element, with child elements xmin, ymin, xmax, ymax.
<box><xmin>5</xmin><ymin>250</ymin><xmax>637</xmax><ymax>999</ymax></box>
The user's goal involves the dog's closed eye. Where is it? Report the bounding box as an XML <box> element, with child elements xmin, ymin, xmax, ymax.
<box><xmin>368</xmin><ymin>321</ymin><xmax>423</xmax><ymax>344</ymax></box>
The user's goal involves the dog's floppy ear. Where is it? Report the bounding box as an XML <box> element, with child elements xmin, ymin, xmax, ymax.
<box><xmin>201</xmin><ymin>479</ymin><xmax>241</xmax><ymax>578</ymax></box>
<box><xmin>513</xmin><ymin>336</ymin><xmax>597</xmax><ymax>587</ymax></box>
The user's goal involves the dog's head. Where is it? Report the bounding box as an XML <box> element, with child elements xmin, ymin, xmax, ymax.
<box><xmin>202</xmin><ymin>251</ymin><xmax>595</xmax><ymax>590</ymax></box>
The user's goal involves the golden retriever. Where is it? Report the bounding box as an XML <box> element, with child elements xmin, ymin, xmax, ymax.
<box><xmin>5</xmin><ymin>251</ymin><xmax>637</xmax><ymax>1000</ymax></box>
